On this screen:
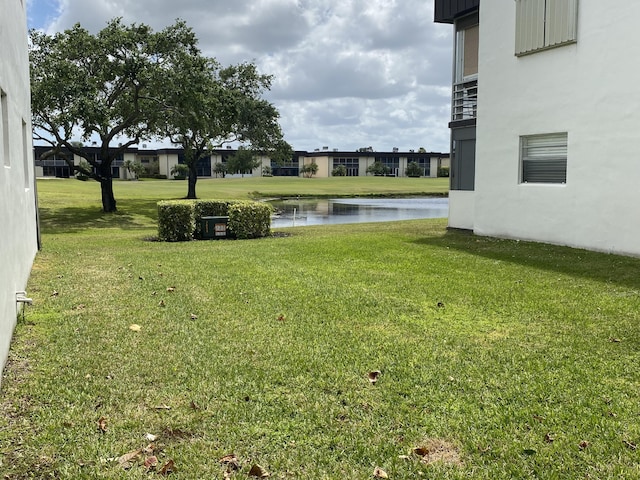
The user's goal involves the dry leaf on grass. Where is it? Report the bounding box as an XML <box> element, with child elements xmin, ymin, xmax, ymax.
<box><xmin>166</xmin><ymin>287</ymin><xmax>175</xmax><ymax>292</ymax></box>
<box><xmin>220</xmin><ymin>454</ymin><xmax>241</xmax><ymax>471</ymax></box>
<box><xmin>373</xmin><ymin>466</ymin><xmax>389</xmax><ymax>478</ymax></box>
<box><xmin>159</xmin><ymin>300</ymin><xmax>165</xmax><ymax>307</ymax></box>
<box><xmin>413</xmin><ymin>439</ymin><xmax>462</xmax><ymax>467</ymax></box>
<box><xmin>159</xmin><ymin>459</ymin><xmax>175</xmax><ymax>475</ymax></box>
<box><xmin>624</xmin><ymin>440</ymin><xmax>637</xmax><ymax>450</ymax></box>
<box><xmin>249</xmin><ymin>464</ymin><xmax>270</xmax><ymax>477</ymax></box>
<box><xmin>51</xmin><ymin>290</ymin><xmax>59</xmax><ymax>297</ymax></box>
<box><xmin>368</xmin><ymin>370</ymin><xmax>381</xmax><ymax>384</ymax></box>
<box><xmin>145</xmin><ymin>433</ymin><xmax>158</xmax><ymax>442</ymax></box>
<box><xmin>129</xmin><ymin>324</ymin><xmax>141</xmax><ymax>332</ymax></box>
<box><xmin>97</xmin><ymin>416</ymin><xmax>107</xmax><ymax>433</ymax></box>
<box><xmin>190</xmin><ymin>313</ymin><xmax>198</xmax><ymax>320</ymax></box>
<box><xmin>144</xmin><ymin>455</ymin><xmax>158</xmax><ymax>469</ymax></box>
<box><xmin>579</xmin><ymin>441</ymin><xmax>589</xmax><ymax>450</ymax></box>
<box><xmin>544</xmin><ymin>433</ymin><xmax>555</xmax><ymax>443</ymax></box>
<box><xmin>117</xmin><ymin>449</ymin><xmax>142</xmax><ymax>469</ymax></box>
<box><xmin>154</xmin><ymin>405</ymin><xmax>171</xmax><ymax>410</ymax></box>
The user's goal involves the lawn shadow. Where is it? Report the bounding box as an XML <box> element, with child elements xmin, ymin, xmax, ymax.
<box><xmin>40</xmin><ymin>198</ymin><xmax>161</xmax><ymax>234</ymax></box>
<box><xmin>414</xmin><ymin>229</ymin><xmax>640</xmax><ymax>291</ymax></box>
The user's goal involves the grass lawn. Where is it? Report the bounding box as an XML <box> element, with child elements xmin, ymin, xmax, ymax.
<box><xmin>2</xmin><ymin>178</ymin><xmax>640</xmax><ymax>478</ymax></box>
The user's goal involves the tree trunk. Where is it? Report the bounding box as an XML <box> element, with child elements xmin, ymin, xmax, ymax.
<box><xmin>100</xmin><ymin>177</ymin><xmax>117</xmax><ymax>212</ymax></box>
<box><xmin>186</xmin><ymin>165</ymin><xmax>198</xmax><ymax>199</ymax></box>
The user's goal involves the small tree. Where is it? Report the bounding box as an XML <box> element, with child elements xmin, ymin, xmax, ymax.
<box><xmin>262</xmin><ymin>165</ymin><xmax>272</xmax><ymax>176</ymax></box>
<box><xmin>332</xmin><ymin>165</ymin><xmax>347</xmax><ymax>176</ymax></box>
<box><xmin>405</xmin><ymin>161</ymin><xmax>423</xmax><ymax>177</ymax></box>
<box><xmin>366</xmin><ymin>161</ymin><xmax>390</xmax><ymax>176</ymax></box>
<box><xmin>226</xmin><ymin>147</ymin><xmax>261</xmax><ymax>177</ymax></box>
<box><xmin>170</xmin><ymin>164</ymin><xmax>189</xmax><ymax>179</ymax></box>
<box><xmin>300</xmin><ymin>162</ymin><xmax>318</xmax><ymax>178</ymax></box>
<box><xmin>213</xmin><ymin>162</ymin><xmax>227</xmax><ymax>178</ymax></box>
<box><xmin>123</xmin><ymin>159</ymin><xmax>145</xmax><ymax>180</ymax></box>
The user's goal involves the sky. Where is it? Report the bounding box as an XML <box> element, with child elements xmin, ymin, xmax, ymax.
<box><xmin>26</xmin><ymin>0</ymin><xmax>454</xmax><ymax>153</ymax></box>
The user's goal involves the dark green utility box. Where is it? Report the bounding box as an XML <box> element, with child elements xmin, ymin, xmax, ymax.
<box><xmin>201</xmin><ymin>216</ymin><xmax>230</xmax><ymax>239</ymax></box>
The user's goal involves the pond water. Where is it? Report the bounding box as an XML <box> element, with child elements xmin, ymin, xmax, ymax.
<box><xmin>269</xmin><ymin>197</ymin><xmax>448</xmax><ymax>228</ymax></box>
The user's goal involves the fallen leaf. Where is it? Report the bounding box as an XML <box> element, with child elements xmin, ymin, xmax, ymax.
<box><xmin>129</xmin><ymin>324</ymin><xmax>141</xmax><ymax>332</ymax></box>
<box><xmin>413</xmin><ymin>447</ymin><xmax>429</xmax><ymax>457</ymax></box>
<box><xmin>145</xmin><ymin>433</ymin><xmax>158</xmax><ymax>442</ymax></box>
<box><xmin>159</xmin><ymin>459</ymin><xmax>175</xmax><ymax>475</ymax></box>
<box><xmin>142</xmin><ymin>443</ymin><xmax>156</xmax><ymax>455</ymax></box>
<box><xmin>56</xmin><ymin>274</ymin><xmax>64</xmax><ymax>278</ymax></box>
<box><xmin>190</xmin><ymin>400</ymin><xmax>200</xmax><ymax>410</ymax></box>
<box><xmin>97</xmin><ymin>416</ymin><xmax>107</xmax><ymax>432</ymax></box>
<box><xmin>248</xmin><ymin>464</ymin><xmax>269</xmax><ymax>477</ymax></box>
<box><xmin>166</xmin><ymin>287</ymin><xmax>175</xmax><ymax>292</ymax></box>
<box><xmin>74</xmin><ymin>304</ymin><xmax>86</xmax><ymax>310</ymax></box>
<box><xmin>220</xmin><ymin>454</ymin><xmax>241</xmax><ymax>470</ymax></box>
<box><xmin>398</xmin><ymin>455</ymin><xmax>411</xmax><ymax>460</ymax></box>
<box><xmin>144</xmin><ymin>455</ymin><xmax>158</xmax><ymax>469</ymax></box>
<box><xmin>532</xmin><ymin>414</ymin><xmax>545</xmax><ymax>423</ymax></box>
<box><xmin>437</xmin><ymin>301</ymin><xmax>445</xmax><ymax>308</ymax></box>
<box><xmin>579</xmin><ymin>441</ymin><xmax>589</xmax><ymax>450</ymax></box>
<box><xmin>154</xmin><ymin>405</ymin><xmax>171</xmax><ymax>410</ymax></box>
<box><xmin>152</xmin><ymin>291</ymin><xmax>157</xmax><ymax>296</ymax></box>
<box><xmin>624</xmin><ymin>440</ymin><xmax>637</xmax><ymax>450</ymax></box>
<box><xmin>138</xmin><ymin>276</ymin><xmax>144</xmax><ymax>280</ymax></box>
<box><xmin>373</xmin><ymin>466</ymin><xmax>388</xmax><ymax>478</ymax></box>
<box><xmin>159</xmin><ymin>300</ymin><xmax>165</xmax><ymax>307</ymax></box>
<box><xmin>190</xmin><ymin>313</ymin><xmax>198</xmax><ymax>320</ymax></box>
<box><xmin>368</xmin><ymin>370</ymin><xmax>381</xmax><ymax>384</ymax></box>
<box><xmin>51</xmin><ymin>290</ymin><xmax>59</xmax><ymax>297</ymax></box>
<box><xmin>117</xmin><ymin>449</ymin><xmax>141</xmax><ymax>469</ymax></box>
<box><xmin>609</xmin><ymin>337</ymin><xmax>621</xmax><ymax>343</ymax></box>
<box><xmin>544</xmin><ymin>433</ymin><xmax>555</xmax><ymax>443</ymax></box>
<box><xmin>277</xmin><ymin>314</ymin><xmax>286</xmax><ymax>321</ymax></box>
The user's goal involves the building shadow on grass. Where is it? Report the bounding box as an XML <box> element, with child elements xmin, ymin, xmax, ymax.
<box><xmin>413</xmin><ymin>229</ymin><xmax>640</xmax><ymax>291</ymax></box>
<box><xmin>39</xmin><ymin>198</ymin><xmax>161</xmax><ymax>234</ymax></box>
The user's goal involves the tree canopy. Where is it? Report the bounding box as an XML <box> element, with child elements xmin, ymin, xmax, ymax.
<box><xmin>30</xmin><ymin>18</ymin><xmax>291</xmax><ymax>209</ymax></box>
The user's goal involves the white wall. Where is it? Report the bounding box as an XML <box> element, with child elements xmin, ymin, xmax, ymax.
<box><xmin>475</xmin><ymin>2</ymin><xmax>640</xmax><ymax>256</ymax></box>
<box><xmin>0</xmin><ymin>0</ymin><xmax>38</xmax><ymax>380</ymax></box>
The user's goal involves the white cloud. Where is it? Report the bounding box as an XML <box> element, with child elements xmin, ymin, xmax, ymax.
<box><xmin>34</xmin><ymin>0</ymin><xmax>453</xmax><ymax>152</ymax></box>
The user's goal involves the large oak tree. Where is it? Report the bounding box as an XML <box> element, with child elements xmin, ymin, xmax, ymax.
<box><xmin>30</xmin><ymin>19</ymin><xmax>201</xmax><ymax>212</ymax></box>
<box><xmin>165</xmin><ymin>60</ymin><xmax>291</xmax><ymax>199</ymax></box>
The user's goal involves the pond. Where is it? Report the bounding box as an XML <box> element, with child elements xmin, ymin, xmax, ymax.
<box><xmin>269</xmin><ymin>197</ymin><xmax>448</xmax><ymax>228</ymax></box>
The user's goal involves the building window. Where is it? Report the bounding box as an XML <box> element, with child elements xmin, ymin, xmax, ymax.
<box><xmin>515</xmin><ymin>0</ymin><xmax>578</xmax><ymax>56</ymax></box>
<box><xmin>520</xmin><ymin>132</ymin><xmax>567</xmax><ymax>184</ymax></box>
<box><xmin>453</xmin><ymin>14</ymin><xmax>478</xmax><ymax>121</ymax></box>
<box><xmin>332</xmin><ymin>157</ymin><xmax>359</xmax><ymax>176</ymax></box>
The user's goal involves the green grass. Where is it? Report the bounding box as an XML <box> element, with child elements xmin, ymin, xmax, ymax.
<box><xmin>2</xmin><ymin>178</ymin><xmax>640</xmax><ymax>479</ymax></box>
<box><xmin>36</xmin><ymin>176</ymin><xmax>448</xmax><ymax>233</ymax></box>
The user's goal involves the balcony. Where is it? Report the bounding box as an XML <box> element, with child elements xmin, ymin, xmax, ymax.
<box><xmin>452</xmin><ymin>78</ymin><xmax>477</xmax><ymax>121</ymax></box>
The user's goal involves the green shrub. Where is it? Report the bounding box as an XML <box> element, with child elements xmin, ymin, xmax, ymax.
<box><xmin>405</xmin><ymin>161</ymin><xmax>423</xmax><ymax>177</ymax></box>
<box><xmin>193</xmin><ymin>200</ymin><xmax>236</xmax><ymax>239</ymax></box>
<box><xmin>157</xmin><ymin>201</ymin><xmax>195</xmax><ymax>242</ymax></box>
<box><xmin>438</xmin><ymin>166</ymin><xmax>450</xmax><ymax>178</ymax></box>
<box><xmin>154</xmin><ymin>174</ymin><xmax>168</xmax><ymax>180</ymax></box>
<box><xmin>332</xmin><ymin>165</ymin><xmax>347</xmax><ymax>176</ymax></box>
<box><xmin>228</xmin><ymin>201</ymin><xmax>273</xmax><ymax>239</ymax></box>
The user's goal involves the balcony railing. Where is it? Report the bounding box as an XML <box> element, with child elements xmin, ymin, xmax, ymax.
<box><xmin>452</xmin><ymin>78</ymin><xmax>477</xmax><ymax>121</ymax></box>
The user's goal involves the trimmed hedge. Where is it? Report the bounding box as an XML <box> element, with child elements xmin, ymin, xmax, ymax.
<box><xmin>228</xmin><ymin>201</ymin><xmax>273</xmax><ymax>239</ymax></box>
<box><xmin>157</xmin><ymin>199</ymin><xmax>272</xmax><ymax>241</ymax></box>
<box><xmin>157</xmin><ymin>201</ymin><xmax>195</xmax><ymax>242</ymax></box>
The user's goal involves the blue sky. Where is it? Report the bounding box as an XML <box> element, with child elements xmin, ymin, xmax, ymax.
<box><xmin>26</xmin><ymin>0</ymin><xmax>453</xmax><ymax>153</ymax></box>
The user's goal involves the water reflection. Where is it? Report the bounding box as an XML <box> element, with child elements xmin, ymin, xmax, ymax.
<box><xmin>270</xmin><ymin>197</ymin><xmax>448</xmax><ymax>228</ymax></box>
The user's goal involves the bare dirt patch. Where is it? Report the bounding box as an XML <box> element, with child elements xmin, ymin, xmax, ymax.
<box><xmin>414</xmin><ymin>438</ymin><xmax>463</xmax><ymax>467</ymax></box>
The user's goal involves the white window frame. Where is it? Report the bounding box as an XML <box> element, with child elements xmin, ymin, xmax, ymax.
<box><xmin>520</xmin><ymin>132</ymin><xmax>568</xmax><ymax>184</ymax></box>
<box><xmin>515</xmin><ymin>0</ymin><xmax>578</xmax><ymax>56</ymax></box>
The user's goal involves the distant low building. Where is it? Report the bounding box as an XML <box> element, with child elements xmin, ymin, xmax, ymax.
<box><xmin>1</xmin><ymin>1</ymin><xmax>39</xmax><ymax>382</ymax></box>
<box><xmin>34</xmin><ymin>145</ymin><xmax>449</xmax><ymax>179</ymax></box>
